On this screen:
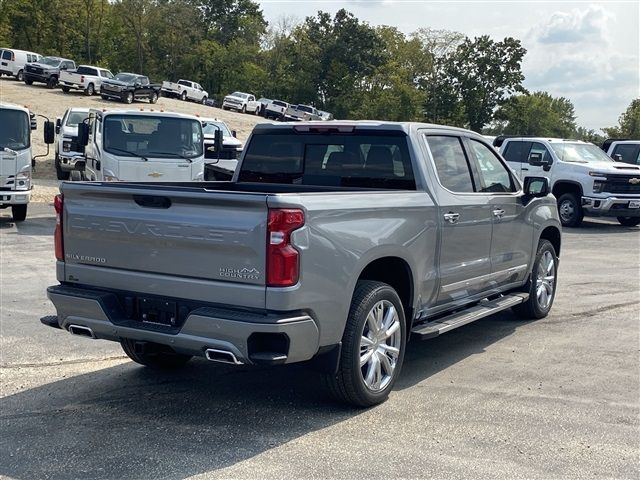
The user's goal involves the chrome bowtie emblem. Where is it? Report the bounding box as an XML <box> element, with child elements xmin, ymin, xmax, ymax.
<box><xmin>628</xmin><ymin>178</ymin><xmax>640</xmax><ymax>185</ymax></box>
<box><xmin>148</xmin><ymin>171</ymin><xmax>163</xmax><ymax>178</ymax></box>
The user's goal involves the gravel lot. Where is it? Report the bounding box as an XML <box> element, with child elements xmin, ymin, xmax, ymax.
<box><xmin>0</xmin><ymin>204</ymin><xmax>638</xmax><ymax>480</ymax></box>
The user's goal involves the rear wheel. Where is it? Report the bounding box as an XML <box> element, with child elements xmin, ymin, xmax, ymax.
<box><xmin>512</xmin><ymin>239</ymin><xmax>558</xmax><ymax>319</ymax></box>
<box><xmin>617</xmin><ymin>216</ymin><xmax>640</xmax><ymax>227</ymax></box>
<box><xmin>16</xmin><ymin>69</ymin><xmax>24</xmax><ymax>81</ymax></box>
<box><xmin>85</xmin><ymin>83</ymin><xmax>95</xmax><ymax>96</ymax></box>
<box><xmin>323</xmin><ymin>280</ymin><xmax>406</xmax><ymax>407</ymax></box>
<box><xmin>121</xmin><ymin>339</ymin><xmax>192</xmax><ymax>369</ymax></box>
<box><xmin>557</xmin><ymin>193</ymin><xmax>583</xmax><ymax>227</ymax></box>
<box><xmin>11</xmin><ymin>204</ymin><xmax>27</xmax><ymax>222</ymax></box>
<box><xmin>55</xmin><ymin>156</ymin><xmax>70</xmax><ymax>180</ymax></box>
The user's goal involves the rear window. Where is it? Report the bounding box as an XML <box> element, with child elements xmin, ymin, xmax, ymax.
<box><xmin>503</xmin><ymin>141</ymin><xmax>532</xmax><ymax>163</ymax></box>
<box><xmin>76</xmin><ymin>66</ymin><xmax>97</xmax><ymax>75</ymax></box>
<box><xmin>272</xmin><ymin>101</ymin><xmax>287</xmax><ymax>107</ymax></box>
<box><xmin>239</xmin><ymin>132</ymin><xmax>415</xmax><ymax>190</ymax></box>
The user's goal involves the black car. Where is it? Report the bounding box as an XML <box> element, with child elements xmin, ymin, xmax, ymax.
<box><xmin>100</xmin><ymin>72</ymin><xmax>161</xmax><ymax>104</ymax></box>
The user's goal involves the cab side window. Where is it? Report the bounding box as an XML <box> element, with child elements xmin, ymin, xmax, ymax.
<box><xmin>427</xmin><ymin>135</ymin><xmax>475</xmax><ymax>193</ymax></box>
<box><xmin>529</xmin><ymin>142</ymin><xmax>552</xmax><ymax>163</ymax></box>
<box><xmin>612</xmin><ymin>144</ymin><xmax>640</xmax><ymax>165</ymax></box>
<box><xmin>469</xmin><ymin>140</ymin><xmax>516</xmax><ymax>193</ymax></box>
<box><xmin>502</xmin><ymin>141</ymin><xmax>532</xmax><ymax>163</ymax></box>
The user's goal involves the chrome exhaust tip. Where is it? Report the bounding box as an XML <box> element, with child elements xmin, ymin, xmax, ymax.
<box><xmin>68</xmin><ymin>324</ymin><xmax>96</xmax><ymax>339</ymax></box>
<box><xmin>205</xmin><ymin>348</ymin><xmax>243</xmax><ymax>365</ymax></box>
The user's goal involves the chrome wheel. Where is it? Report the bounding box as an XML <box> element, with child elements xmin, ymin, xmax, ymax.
<box><xmin>559</xmin><ymin>200</ymin><xmax>574</xmax><ymax>223</ymax></box>
<box><xmin>535</xmin><ymin>250</ymin><xmax>555</xmax><ymax>309</ymax></box>
<box><xmin>360</xmin><ymin>300</ymin><xmax>401</xmax><ymax>392</ymax></box>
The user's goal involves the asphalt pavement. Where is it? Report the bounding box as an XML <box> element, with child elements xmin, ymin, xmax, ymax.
<box><xmin>0</xmin><ymin>203</ymin><xmax>638</xmax><ymax>479</ymax></box>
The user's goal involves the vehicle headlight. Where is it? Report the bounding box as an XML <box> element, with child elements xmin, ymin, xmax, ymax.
<box><xmin>63</xmin><ymin>141</ymin><xmax>71</xmax><ymax>152</ymax></box>
<box><xmin>589</xmin><ymin>171</ymin><xmax>607</xmax><ymax>177</ymax></box>
<box><xmin>593</xmin><ymin>180</ymin><xmax>605</xmax><ymax>193</ymax></box>
<box><xmin>103</xmin><ymin>169</ymin><xmax>119</xmax><ymax>182</ymax></box>
<box><xmin>16</xmin><ymin>168</ymin><xmax>31</xmax><ymax>190</ymax></box>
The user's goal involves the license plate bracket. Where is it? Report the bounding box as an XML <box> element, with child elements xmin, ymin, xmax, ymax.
<box><xmin>629</xmin><ymin>200</ymin><xmax>640</xmax><ymax>209</ymax></box>
<box><xmin>137</xmin><ymin>297</ymin><xmax>177</xmax><ymax>326</ymax></box>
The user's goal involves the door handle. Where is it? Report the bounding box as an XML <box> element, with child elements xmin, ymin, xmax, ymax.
<box><xmin>522</xmin><ymin>167</ymin><xmax>529</xmax><ymax>171</ymax></box>
<box><xmin>443</xmin><ymin>212</ymin><xmax>460</xmax><ymax>224</ymax></box>
<box><xmin>492</xmin><ymin>209</ymin><xmax>505</xmax><ymax>219</ymax></box>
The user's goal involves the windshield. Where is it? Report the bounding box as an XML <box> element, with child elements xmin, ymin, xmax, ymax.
<box><xmin>202</xmin><ymin>121</ymin><xmax>231</xmax><ymax>137</ymax></box>
<box><xmin>231</xmin><ymin>92</ymin><xmax>248</xmax><ymax>99</ymax></box>
<box><xmin>550</xmin><ymin>143</ymin><xmax>613</xmax><ymax>163</ymax></box>
<box><xmin>0</xmin><ymin>108</ymin><xmax>31</xmax><ymax>150</ymax></box>
<box><xmin>66</xmin><ymin>111</ymin><xmax>87</xmax><ymax>127</ymax></box>
<box><xmin>103</xmin><ymin>115</ymin><xmax>203</xmax><ymax>159</ymax></box>
<box><xmin>0</xmin><ymin>109</ymin><xmax>30</xmax><ymax>150</ymax></box>
<box><xmin>113</xmin><ymin>73</ymin><xmax>136</xmax><ymax>83</ymax></box>
<box><xmin>38</xmin><ymin>57</ymin><xmax>61</xmax><ymax>67</ymax></box>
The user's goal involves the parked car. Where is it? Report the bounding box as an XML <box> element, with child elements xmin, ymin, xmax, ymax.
<box><xmin>602</xmin><ymin>139</ymin><xmax>640</xmax><ymax>166</ymax></box>
<box><xmin>256</xmin><ymin>97</ymin><xmax>272</xmax><ymax>116</ymax></box>
<box><xmin>161</xmin><ymin>79</ymin><xmax>208</xmax><ymax>103</ymax></box>
<box><xmin>284</xmin><ymin>104</ymin><xmax>322</xmax><ymax>121</ymax></box>
<box><xmin>43</xmin><ymin>121</ymin><xmax>562</xmax><ymax>407</ymax></box>
<box><xmin>201</xmin><ymin>117</ymin><xmax>242</xmax><ymax>180</ymax></box>
<box><xmin>264</xmin><ymin>100</ymin><xmax>289</xmax><ymax>120</ymax></box>
<box><xmin>54</xmin><ymin>107</ymin><xmax>89</xmax><ymax>180</ymax></box>
<box><xmin>100</xmin><ymin>73</ymin><xmax>161</xmax><ymax>104</ymax></box>
<box><xmin>58</xmin><ymin>65</ymin><xmax>113</xmax><ymax>96</ymax></box>
<box><xmin>24</xmin><ymin>56</ymin><xmax>76</xmax><ymax>88</ymax></box>
<box><xmin>222</xmin><ymin>92</ymin><xmax>261</xmax><ymax>114</ymax></box>
<box><xmin>70</xmin><ymin>108</ymin><xmax>204</xmax><ymax>182</ymax></box>
<box><xmin>204</xmin><ymin>98</ymin><xmax>219</xmax><ymax>108</ymax></box>
<box><xmin>496</xmin><ymin>136</ymin><xmax>640</xmax><ymax>227</ymax></box>
<box><xmin>318</xmin><ymin>110</ymin><xmax>334</xmax><ymax>121</ymax></box>
<box><xmin>0</xmin><ymin>48</ymin><xmax>41</xmax><ymax>81</ymax></box>
<box><xmin>0</xmin><ymin>102</ymin><xmax>54</xmax><ymax>221</ymax></box>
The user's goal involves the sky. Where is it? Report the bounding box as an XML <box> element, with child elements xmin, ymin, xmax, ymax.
<box><xmin>256</xmin><ymin>0</ymin><xmax>639</xmax><ymax>132</ymax></box>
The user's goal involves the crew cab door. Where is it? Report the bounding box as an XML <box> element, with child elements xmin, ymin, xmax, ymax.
<box><xmin>465</xmin><ymin>138</ymin><xmax>532</xmax><ymax>287</ymax></box>
<box><xmin>501</xmin><ymin>140</ymin><xmax>531</xmax><ymax>180</ymax></box>
<box><xmin>423</xmin><ymin>134</ymin><xmax>493</xmax><ymax>305</ymax></box>
<box><xmin>523</xmin><ymin>142</ymin><xmax>554</xmax><ymax>180</ymax></box>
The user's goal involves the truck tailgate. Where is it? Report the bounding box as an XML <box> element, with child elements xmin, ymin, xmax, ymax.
<box><xmin>60</xmin><ymin>182</ymin><xmax>269</xmax><ymax>297</ymax></box>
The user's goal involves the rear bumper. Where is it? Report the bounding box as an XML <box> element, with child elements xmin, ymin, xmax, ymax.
<box><xmin>582</xmin><ymin>196</ymin><xmax>640</xmax><ymax>217</ymax></box>
<box><xmin>0</xmin><ymin>189</ymin><xmax>31</xmax><ymax>206</ymax></box>
<box><xmin>45</xmin><ymin>284</ymin><xmax>320</xmax><ymax>365</ymax></box>
<box><xmin>59</xmin><ymin>81</ymin><xmax>85</xmax><ymax>91</ymax></box>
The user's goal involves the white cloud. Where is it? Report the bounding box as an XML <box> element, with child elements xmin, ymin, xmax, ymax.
<box><xmin>536</xmin><ymin>4</ymin><xmax>613</xmax><ymax>45</ymax></box>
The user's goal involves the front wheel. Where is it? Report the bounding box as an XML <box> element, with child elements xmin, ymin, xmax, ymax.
<box><xmin>16</xmin><ymin>69</ymin><xmax>24</xmax><ymax>81</ymax></box>
<box><xmin>149</xmin><ymin>92</ymin><xmax>158</xmax><ymax>104</ymax></box>
<box><xmin>121</xmin><ymin>339</ymin><xmax>192</xmax><ymax>369</ymax></box>
<box><xmin>46</xmin><ymin>76</ymin><xmax>58</xmax><ymax>89</ymax></box>
<box><xmin>181</xmin><ymin>90</ymin><xmax>187</xmax><ymax>101</ymax></box>
<box><xmin>11</xmin><ymin>204</ymin><xmax>27</xmax><ymax>222</ymax></box>
<box><xmin>241</xmin><ymin>105</ymin><xmax>246</xmax><ymax>114</ymax></box>
<box><xmin>55</xmin><ymin>157</ymin><xmax>70</xmax><ymax>180</ymax></box>
<box><xmin>512</xmin><ymin>239</ymin><xmax>558</xmax><ymax>319</ymax></box>
<box><xmin>557</xmin><ymin>193</ymin><xmax>583</xmax><ymax>227</ymax></box>
<box><xmin>24</xmin><ymin>78</ymin><xmax>33</xmax><ymax>85</ymax></box>
<box><xmin>61</xmin><ymin>86</ymin><xmax>70</xmax><ymax>93</ymax></box>
<box><xmin>123</xmin><ymin>92</ymin><xmax>134</xmax><ymax>104</ymax></box>
<box><xmin>617</xmin><ymin>216</ymin><xmax>640</xmax><ymax>227</ymax></box>
<box><xmin>201</xmin><ymin>96</ymin><xmax>208</xmax><ymax>105</ymax></box>
<box><xmin>323</xmin><ymin>280</ymin><xmax>406</xmax><ymax>407</ymax></box>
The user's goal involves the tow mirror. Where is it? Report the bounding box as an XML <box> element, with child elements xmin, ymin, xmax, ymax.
<box><xmin>55</xmin><ymin>118</ymin><xmax>61</xmax><ymax>134</ymax></box>
<box><xmin>231</xmin><ymin>130</ymin><xmax>237</xmax><ymax>138</ymax></box>
<box><xmin>214</xmin><ymin>128</ymin><xmax>223</xmax><ymax>152</ymax></box>
<box><xmin>44</xmin><ymin>121</ymin><xmax>55</xmax><ymax>144</ymax></box>
<box><xmin>613</xmin><ymin>153</ymin><xmax>622</xmax><ymax>162</ymax></box>
<box><xmin>523</xmin><ymin>176</ymin><xmax>549</xmax><ymax>199</ymax></box>
<box><xmin>528</xmin><ymin>152</ymin><xmax>552</xmax><ymax>171</ymax></box>
<box><xmin>77</xmin><ymin>122</ymin><xmax>90</xmax><ymax>146</ymax></box>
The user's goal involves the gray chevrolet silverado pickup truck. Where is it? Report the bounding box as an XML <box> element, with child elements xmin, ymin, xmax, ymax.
<box><xmin>43</xmin><ymin>121</ymin><xmax>562</xmax><ymax>407</ymax></box>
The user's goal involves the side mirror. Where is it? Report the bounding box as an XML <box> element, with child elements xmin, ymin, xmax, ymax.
<box><xmin>44</xmin><ymin>121</ymin><xmax>55</xmax><ymax>144</ymax></box>
<box><xmin>528</xmin><ymin>152</ymin><xmax>553</xmax><ymax>171</ymax></box>
<box><xmin>523</xmin><ymin>176</ymin><xmax>549</xmax><ymax>199</ymax></box>
<box><xmin>77</xmin><ymin>122</ymin><xmax>90</xmax><ymax>146</ymax></box>
<box><xmin>55</xmin><ymin>118</ymin><xmax>61</xmax><ymax>134</ymax></box>
<box><xmin>231</xmin><ymin>130</ymin><xmax>237</xmax><ymax>138</ymax></box>
<box><xmin>613</xmin><ymin>153</ymin><xmax>622</xmax><ymax>162</ymax></box>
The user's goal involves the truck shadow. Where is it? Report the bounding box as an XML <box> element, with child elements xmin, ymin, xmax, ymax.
<box><xmin>0</xmin><ymin>313</ymin><xmax>526</xmax><ymax>480</ymax></box>
<box><xmin>0</xmin><ymin>212</ymin><xmax>55</xmax><ymax>236</ymax></box>
<box><xmin>563</xmin><ymin>219</ymin><xmax>640</xmax><ymax>234</ymax></box>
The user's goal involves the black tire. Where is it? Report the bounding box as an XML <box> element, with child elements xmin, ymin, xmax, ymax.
<box><xmin>149</xmin><ymin>92</ymin><xmax>158</xmax><ymax>104</ymax></box>
<box><xmin>557</xmin><ymin>193</ymin><xmax>583</xmax><ymax>227</ymax></box>
<box><xmin>121</xmin><ymin>339</ymin><xmax>192</xmax><ymax>369</ymax></box>
<box><xmin>323</xmin><ymin>280</ymin><xmax>407</xmax><ymax>407</ymax></box>
<box><xmin>181</xmin><ymin>90</ymin><xmax>187</xmax><ymax>101</ymax></box>
<box><xmin>24</xmin><ymin>78</ymin><xmax>33</xmax><ymax>85</ymax></box>
<box><xmin>512</xmin><ymin>239</ymin><xmax>558</xmax><ymax>320</ymax></box>
<box><xmin>11</xmin><ymin>204</ymin><xmax>27</xmax><ymax>222</ymax></box>
<box><xmin>61</xmin><ymin>86</ymin><xmax>70</xmax><ymax>93</ymax></box>
<box><xmin>241</xmin><ymin>105</ymin><xmax>246</xmax><ymax>114</ymax></box>
<box><xmin>123</xmin><ymin>91</ymin><xmax>134</xmax><ymax>104</ymax></box>
<box><xmin>201</xmin><ymin>96</ymin><xmax>207</xmax><ymax>105</ymax></box>
<box><xmin>85</xmin><ymin>83</ymin><xmax>95</xmax><ymax>96</ymax></box>
<box><xmin>16</xmin><ymin>69</ymin><xmax>24</xmax><ymax>82</ymax></box>
<box><xmin>101</xmin><ymin>94</ymin><xmax>108</xmax><ymax>100</ymax></box>
<box><xmin>617</xmin><ymin>216</ymin><xmax>640</xmax><ymax>227</ymax></box>
<box><xmin>55</xmin><ymin>156</ymin><xmax>70</xmax><ymax>180</ymax></box>
<box><xmin>46</xmin><ymin>76</ymin><xmax>58</xmax><ymax>89</ymax></box>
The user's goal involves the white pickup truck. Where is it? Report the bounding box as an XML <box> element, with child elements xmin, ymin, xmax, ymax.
<box><xmin>602</xmin><ymin>139</ymin><xmax>640</xmax><ymax>166</ymax></box>
<box><xmin>497</xmin><ymin>136</ymin><xmax>640</xmax><ymax>227</ymax></box>
<box><xmin>161</xmin><ymin>79</ymin><xmax>208</xmax><ymax>103</ymax></box>
<box><xmin>59</xmin><ymin>65</ymin><xmax>114</xmax><ymax>96</ymax></box>
<box><xmin>222</xmin><ymin>92</ymin><xmax>261</xmax><ymax>114</ymax></box>
<box><xmin>54</xmin><ymin>107</ymin><xmax>90</xmax><ymax>180</ymax></box>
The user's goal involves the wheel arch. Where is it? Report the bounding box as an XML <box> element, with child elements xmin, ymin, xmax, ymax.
<box><xmin>538</xmin><ymin>225</ymin><xmax>561</xmax><ymax>257</ymax></box>
<box><xmin>552</xmin><ymin>180</ymin><xmax>583</xmax><ymax>199</ymax></box>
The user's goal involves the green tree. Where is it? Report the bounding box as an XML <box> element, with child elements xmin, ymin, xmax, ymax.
<box><xmin>603</xmin><ymin>99</ymin><xmax>640</xmax><ymax>139</ymax></box>
<box><xmin>192</xmin><ymin>0</ymin><xmax>266</xmax><ymax>45</ymax></box>
<box><xmin>493</xmin><ymin>91</ymin><xmax>577</xmax><ymax>137</ymax></box>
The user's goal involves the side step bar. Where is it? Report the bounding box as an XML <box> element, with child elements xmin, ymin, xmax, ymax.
<box><xmin>411</xmin><ymin>293</ymin><xmax>529</xmax><ymax>340</ymax></box>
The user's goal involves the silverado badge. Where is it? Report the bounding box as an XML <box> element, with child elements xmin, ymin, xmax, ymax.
<box><xmin>628</xmin><ymin>178</ymin><xmax>640</xmax><ymax>185</ymax></box>
<box><xmin>148</xmin><ymin>171</ymin><xmax>163</xmax><ymax>178</ymax></box>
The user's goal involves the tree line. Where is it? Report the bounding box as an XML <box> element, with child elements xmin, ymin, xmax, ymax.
<box><xmin>1</xmin><ymin>0</ymin><xmax>637</xmax><ymax>139</ymax></box>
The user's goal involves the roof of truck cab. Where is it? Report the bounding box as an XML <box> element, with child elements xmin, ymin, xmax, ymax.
<box><xmin>89</xmin><ymin>108</ymin><xmax>199</xmax><ymax>120</ymax></box>
<box><xmin>502</xmin><ymin>137</ymin><xmax>589</xmax><ymax>144</ymax></box>
<box><xmin>0</xmin><ymin>102</ymin><xmax>30</xmax><ymax>114</ymax></box>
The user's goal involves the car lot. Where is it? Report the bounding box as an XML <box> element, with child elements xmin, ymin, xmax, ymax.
<box><xmin>0</xmin><ymin>203</ymin><xmax>638</xmax><ymax>479</ymax></box>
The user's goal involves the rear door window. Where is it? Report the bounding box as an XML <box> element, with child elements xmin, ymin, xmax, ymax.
<box><xmin>426</xmin><ymin>135</ymin><xmax>475</xmax><ymax>193</ymax></box>
<box><xmin>239</xmin><ymin>132</ymin><xmax>416</xmax><ymax>189</ymax></box>
<box><xmin>502</xmin><ymin>141</ymin><xmax>532</xmax><ymax>163</ymax></box>
<box><xmin>612</xmin><ymin>144</ymin><xmax>640</xmax><ymax>165</ymax></box>
<box><xmin>2</xmin><ymin>50</ymin><xmax>12</xmax><ymax>60</ymax></box>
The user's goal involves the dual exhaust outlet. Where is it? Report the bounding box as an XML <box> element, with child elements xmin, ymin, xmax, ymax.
<box><xmin>67</xmin><ymin>324</ymin><xmax>243</xmax><ymax>365</ymax></box>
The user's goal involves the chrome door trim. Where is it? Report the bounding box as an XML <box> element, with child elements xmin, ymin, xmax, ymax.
<box><xmin>440</xmin><ymin>264</ymin><xmax>528</xmax><ymax>293</ymax></box>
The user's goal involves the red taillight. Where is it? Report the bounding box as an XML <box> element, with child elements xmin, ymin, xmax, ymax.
<box><xmin>54</xmin><ymin>194</ymin><xmax>64</xmax><ymax>261</ymax></box>
<box><xmin>266</xmin><ymin>208</ymin><xmax>305</xmax><ymax>287</ymax></box>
